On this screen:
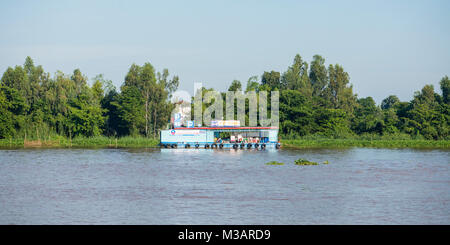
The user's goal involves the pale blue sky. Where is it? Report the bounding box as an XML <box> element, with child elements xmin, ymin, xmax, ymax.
<box><xmin>1</xmin><ymin>0</ymin><xmax>449</xmax><ymax>103</ymax></box>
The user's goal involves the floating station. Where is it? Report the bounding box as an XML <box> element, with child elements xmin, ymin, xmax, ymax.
<box><xmin>160</xmin><ymin>120</ymin><xmax>280</xmax><ymax>149</ymax></box>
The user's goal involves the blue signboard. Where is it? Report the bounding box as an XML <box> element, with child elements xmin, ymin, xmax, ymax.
<box><xmin>174</xmin><ymin>113</ymin><xmax>181</xmax><ymax>122</ymax></box>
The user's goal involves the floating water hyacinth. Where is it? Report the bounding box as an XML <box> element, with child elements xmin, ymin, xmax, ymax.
<box><xmin>294</xmin><ymin>158</ymin><xmax>319</xmax><ymax>166</ymax></box>
<box><xmin>265</xmin><ymin>161</ymin><xmax>284</xmax><ymax>165</ymax></box>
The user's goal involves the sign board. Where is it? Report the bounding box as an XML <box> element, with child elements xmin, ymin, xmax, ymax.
<box><xmin>210</xmin><ymin>120</ymin><xmax>240</xmax><ymax>127</ymax></box>
<box><xmin>174</xmin><ymin>113</ymin><xmax>181</xmax><ymax>122</ymax></box>
<box><xmin>169</xmin><ymin>130</ymin><xmax>203</xmax><ymax>136</ymax></box>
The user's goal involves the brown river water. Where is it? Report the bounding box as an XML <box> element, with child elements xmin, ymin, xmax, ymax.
<box><xmin>0</xmin><ymin>147</ymin><xmax>448</xmax><ymax>224</ymax></box>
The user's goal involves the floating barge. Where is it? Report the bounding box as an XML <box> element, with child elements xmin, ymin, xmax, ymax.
<box><xmin>160</xmin><ymin>127</ymin><xmax>281</xmax><ymax>149</ymax></box>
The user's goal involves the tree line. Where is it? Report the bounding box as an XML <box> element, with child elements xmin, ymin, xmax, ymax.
<box><xmin>196</xmin><ymin>54</ymin><xmax>449</xmax><ymax>140</ymax></box>
<box><xmin>0</xmin><ymin>55</ymin><xmax>448</xmax><ymax>140</ymax></box>
<box><xmin>0</xmin><ymin>57</ymin><xmax>178</xmax><ymax>139</ymax></box>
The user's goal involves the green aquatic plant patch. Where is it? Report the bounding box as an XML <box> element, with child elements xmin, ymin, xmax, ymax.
<box><xmin>294</xmin><ymin>158</ymin><xmax>319</xmax><ymax>166</ymax></box>
<box><xmin>265</xmin><ymin>161</ymin><xmax>285</xmax><ymax>165</ymax></box>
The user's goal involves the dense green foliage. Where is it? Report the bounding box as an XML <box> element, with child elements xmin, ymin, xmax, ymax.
<box><xmin>0</xmin><ymin>55</ymin><xmax>448</xmax><ymax>144</ymax></box>
<box><xmin>0</xmin><ymin>57</ymin><xmax>178</xmax><ymax>140</ymax></box>
<box><xmin>224</xmin><ymin>54</ymin><xmax>449</xmax><ymax>140</ymax></box>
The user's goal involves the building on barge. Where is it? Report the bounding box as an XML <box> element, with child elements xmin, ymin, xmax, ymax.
<box><xmin>160</xmin><ymin>125</ymin><xmax>280</xmax><ymax>149</ymax></box>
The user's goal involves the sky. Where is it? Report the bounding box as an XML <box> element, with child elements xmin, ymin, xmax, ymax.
<box><xmin>0</xmin><ymin>0</ymin><xmax>449</xmax><ymax>104</ymax></box>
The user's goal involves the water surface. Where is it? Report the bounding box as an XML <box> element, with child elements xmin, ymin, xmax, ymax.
<box><xmin>0</xmin><ymin>148</ymin><xmax>448</xmax><ymax>224</ymax></box>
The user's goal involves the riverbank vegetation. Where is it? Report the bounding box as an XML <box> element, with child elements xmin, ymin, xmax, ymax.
<box><xmin>1</xmin><ymin>136</ymin><xmax>448</xmax><ymax>149</ymax></box>
<box><xmin>0</xmin><ymin>55</ymin><xmax>448</xmax><ymax>148</ymax></box>
<box><xmin>282</xmin><ymin>138</ymin><xmax>450</xmax><ymax>149</ymax></box>
<box><xmin>0</xmin><ymin>136</ymin><xmax>159</xmax><ymax>148</ymax></box>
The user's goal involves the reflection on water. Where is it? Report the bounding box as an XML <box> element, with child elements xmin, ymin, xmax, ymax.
<box><xmin>0</xmin><ymin>147</ymin><xmax>448</xmax><ymax>224</ymax></box>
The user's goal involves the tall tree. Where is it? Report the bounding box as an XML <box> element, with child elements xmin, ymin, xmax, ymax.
<box><xmin>281</xmin><ymin>54</ymin><xmax>311</xmax><ymax>96</ymax></box>
<box><xmin>71</xmin><ymin>69</ymin><xmax>87</xmax><ymax>94</ymax></box>
<box><xmin>0</xmin><ymin>85</ymin><xmax>17</xmax><ymax>138</ymax></box>
<box><xmin>124</xmin><ymin>63</ymin><xmax>156</xmax><ymax>137</ymax></box>
<box><xmin>245</xmin><ymin>76</ymin><xmax>259</xmax><ymax>92</ymax></box>
<box><xmin>309</xmin><ymin>55</ymin><xmax>328</xmax><ymax>97</ymax></box>
<box><xmin>157</xmin><ymin>68</ymin><xmax>179</xmax><ymax>98</ymax></box>
<box><xmin>67</xmin><ymin>88</ymin><xmax>105</xmax><ymax>137</ymax></box>
<box><xmin>122</xmin><ymin>63</ymin><xmax>179</xmax><ymax>138</ymax></box>
<box><xmin>324</xmin><ymin>64</ymin><xmax>357</xmax><ymax>113</ymax></box>
<box><xmin>440</xmin><ymin>75</ymin><xmax>449</xmax><ymax>104</ymax></box>
<box><xmin>381</xmin><ymin>95</ymin><xmax>400</xmax><ymax>110</ymax></box>
<box><xmin>228</xmin><ymin>80</ymin><xmax>242</xmax><ymax>91</ymax></box>
<box><xmin>1</xmin><ymin>66</ymin><xmax>31</xmax><ymax>107</ymax></box>
<box><xmin>405</xmin><ymin>85</ymin><xmax>445</xmax><ymax>139</ymax></box>
<box><xmin>154</xmin><ymin>69</ymin><xmax>179</xmax><ymax>137</ymax></box>
<box><xmin>140</xmin><ymin>63</ymin><xmax>157</xmax><ymax>137</ymax></box>
<box><xmin>261</xmin><ymin>71</ymin><xmax>281</xmax><ymax>90</ymax></box>
<box><xmin>279</xmin><ymin>90</ymin><xmax>314</xmax><ymax>137</ymax></box>
<box><xmin>113</xmin><ymin>85</ymin><xmax>145</xmax><ymax>136</ymax></box>
<box><xmin>352</xmin><ymin>97</ymin><xmax>383</xmax><ymax>134</ymax></box>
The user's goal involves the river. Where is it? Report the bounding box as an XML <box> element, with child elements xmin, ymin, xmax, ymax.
<box><xmin>0</xmin><ymin>147</ymin><xmax>448</xmax><ymax>224</ymax></box>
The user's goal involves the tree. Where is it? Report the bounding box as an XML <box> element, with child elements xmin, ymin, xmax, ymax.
<box><xmin>123</xmin><ymin>63</ymin><xmax>156</xmax><ymax>137</ymax></box>
<box><xmin>228</xmin><ymin>80</ymin><xmax>242</xmax><ymax>91</ymax></box>
<box><xmin>382</xmin><ymin>107</ymin><xmax>400</xmax><ymax>134</ymax></box>
<box><xmin>405</xmin><ymin>85</ymin><xmax>445</xmax><ymax>139</ymax></box>
<box><xmin>101</xmin><ymin>89</ymin><xmax>124</xmax><ymax>136</ymax></box>
<box><xmin>122</xmin><ymin>63</ymin><xmax>179</xmax><ymax>137</ymax></box>
<box><xmin>157</xmin><ymin>68</ymin><xmax>179</xmax><ymax>98</ymax></box>
<box><xmin>440</xmin><ymin>75</ymin><xmax>449</xmax><ymax>104</ymax></box>
<box><xmin>24</xmin><ymin>56</ymin><xmax>42</xmax><ymax>109</ymax></box>
<box><xmin>281</xmin><ymin>54</ymin><xmax>311</xmax><ymax>97</ymax></box>
<box><xmin>71</xmin><ymin>69</ymin><xmax>87</xmax><ymax>94</ymax></box>
<box><xmin>352</xmin><ymin>97</ymin><xmax>383</xmax><ymax>134</ymax></box>
<box><xmin>140</xmin><ymin>63</ymin><xmax>157</xmax><ymax>137</ymax></box>
<box><xmin>323</xmin><ymin>64</ymin><xmax>357</xmax><ymax>113</ymax></box>
<box><xmin>92</xmin><ymin>74</ymin><xmax>115</xmax><ymax>103</ymax></box>
<box><xmin>92</xmin><ymin>80</ymin><xmax>104</xmax><ymax>103</ymax></box>
<box><xmin>261</xmin><ymin>71</ymin><xmax>281</xmax><ymax>90</ymax></box>
<box><xmin>245</xmin><ymin>76</ymin><xmax>259</xmax><ymax>92</ymax></box>
<box><xmin>0</xmin><ymin>85</ymin><xmax>15</xmax><ymax>138</ymax></box>
<box><xmin>314</xmin><ymin>108</ymin><xmax>353</xmax><ymax>138</ymax></box>
<box><xmin>67</xmin><ymin>89</ymin><xmax>105</xmax><ymax>137</ymax></box>
<box><xmin>309</xmin><ymin>55</ymin><xmax>328</xmax><ymax>97</ymax></box>
<box><xmin>113</xmin><ymin>85</ymin><xmax>145</xmax><ymax>136</ymax></box>
<box><xmin>0</xmin><ymin>55</ymin><xmax>447</xmax><ymax>141</ymax></box>
<box><xmin>279</xmin><ymin>90</ymin><xmax>314</xmax><ymax>137</ymax></box>
<box><xmin>0</xmin><ymin>87</ymin><xmax>26</xmax><ymax>139</ymax></box>
<box><xmin>381</xmin><ymin>95</ymin><xmax>400</xmax><ymax>110</ymax></box>
<box><xmin>1</xmin><ymin>66</ymin><xmax>31</xmax><ymax>108</ymax></box>
<box><xmin>153</xmin><ymin>69</ymin><xmax>179</xmax><ymax>137</ymax></box>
